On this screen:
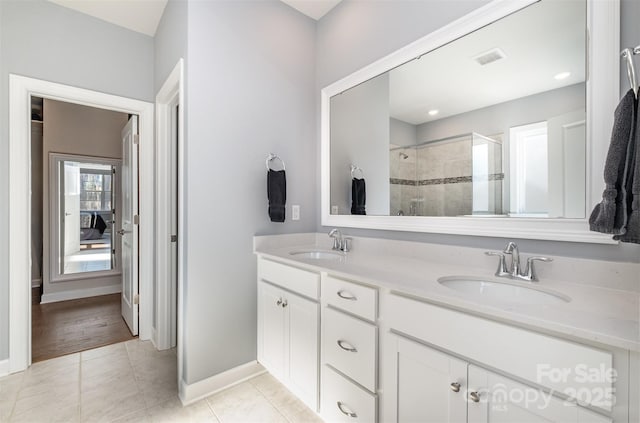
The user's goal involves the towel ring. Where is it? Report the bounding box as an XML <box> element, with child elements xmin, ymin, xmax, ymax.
<box><xmin>350</xmin><ymin>164</ymin><xmax>364</xmax><ymax>179</ymax></box>
<box><xmin>266</xmin><ymin>153</ymin><xmax>285</xmax><ymax>171</ymax></box>
<box><xmin>622</xmin><ymin>48</ymin><xmax>638</xmax><ymax>98</ymax></box>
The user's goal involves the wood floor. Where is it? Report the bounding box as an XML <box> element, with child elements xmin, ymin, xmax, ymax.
<box><xmin>31</xmin><ymin>289</ymin><xmax>136</xmax><ymax>362</ymax></box>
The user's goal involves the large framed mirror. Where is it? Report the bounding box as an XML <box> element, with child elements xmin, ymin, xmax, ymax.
<box><xmin>321</xmin><ymin>0</ymin><xmax>619</xmax><ymax>243</ymax></box>
<box><xmin>49</xmin><ymin>153</ymin><xmax>122</xmax><ymax>282</ymax></box>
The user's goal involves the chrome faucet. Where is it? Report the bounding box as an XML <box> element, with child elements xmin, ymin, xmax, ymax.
<box><xmin>329</xmin><ymin>228</ymin><xmax>351</xmax><ymax>252</ymax></box>
<box><xmin>485</xmin><ymin>242</ymin><xmax>552</xmax><ymax>282</ymax></box>
<box><xmin>503</xmin><ymin>241</ymin><xmax>521</xmax><ymax>278</ymax></box>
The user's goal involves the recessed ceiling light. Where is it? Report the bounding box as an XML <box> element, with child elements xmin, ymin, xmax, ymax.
<box><xmin>554</xmin><ymin>71</ymin><xmax>571</xmax><ymax>80</ymax></box>
<box><xmin>428</xmin><ymin>109</ymin><xmax>439</xmax><ymax>116</ymax></box>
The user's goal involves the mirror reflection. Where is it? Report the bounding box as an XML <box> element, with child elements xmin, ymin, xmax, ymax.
<box><xmin>57</xmin><ymin>158</ymin><xmax>116</xmax><ymax>275</ymax></box>
<box><xmin>330</xmin><ymin>0</ymin><xmax>586</xmax><ymax>218</ymax></box>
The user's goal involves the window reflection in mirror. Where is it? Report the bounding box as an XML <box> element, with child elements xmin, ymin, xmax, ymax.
<box><xmin>329</xmin><ymin>0</ymin><xmax>586</xmax><ymax>218</ymax></box>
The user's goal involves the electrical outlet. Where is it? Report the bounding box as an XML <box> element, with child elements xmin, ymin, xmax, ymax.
<box><xmin>292</xmin><ymin>205</ymin><xmax>300</xmax><ymax>221</ymax></box>
<box><xmin>331</xmin><ymin>206</ymin><xmax>339</xmax><ymax>214</ymax></box>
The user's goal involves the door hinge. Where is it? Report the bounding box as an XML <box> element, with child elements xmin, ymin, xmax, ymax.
<box><xmin>133</xmin><ymin>293</ymin><xmax>140</xmax><ymax>305</ymax></box>
<box><xmin>112</xmin><ymin>168</ymin><xmax>116</xmax><ymax>174</ymax></box>
<box><xmin>133</xmin><ymin>215</ymin><xmax>139</xmax><ymax>225</ymax></box>
<box><xmin>170</xmin><ymin>235</ymin><xmax>177</xmax><ymax>243</ymax></box>
<box><xmin>133</xmin><ymin>134</ymin><xmax>140</xmax><ymax>145</ymax></box>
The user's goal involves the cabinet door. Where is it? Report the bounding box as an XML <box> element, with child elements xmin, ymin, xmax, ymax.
<box><xmin>258</xmin><ymin>281</ymin><xmax>285</xmax><ymax>379</ymax></box>
<box><xmin>286</xmin><ymin>291</ymin><xmax>319</xmax><ymax>411</ymax></box>
<box><xmin>467</xmin><ymin>365</ymin><xmax>611</xmax><ymax>423</ymax></box>
<box><xmin>395</xmin><ymin>336</ymin><xmax>467</xmax><ymax>423</ymax></box>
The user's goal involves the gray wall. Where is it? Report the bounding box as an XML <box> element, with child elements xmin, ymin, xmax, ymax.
<box><xmin>183</xmin><ymin>0</ymin><xmax>316</xmax><ymax>384</ymax></box>
<box><xmin>415</xmin><ymin>83</ymin><xmax>585</xmax><ymax>145</ymax></box>
<box><xmin>331</xmin><ymin>73</ymin><xmax>390</xmax><ymax>215</ymax></box>
<box><xmin>154</xmin><ymin>0</ymin><xmax>188</xmax><ymax>349</ymax></box>
<box><xmin>390</xmin><ymin>118</ymin><xmax>417</xmax><ymax>148</ymax></box>
<box><xmin>154</xmin><ymin>0</ymin><xmax>188</xmax><ymax>94</ymax></box>
<box><xmin>621</xmin><ymin>0</ymin><xmax>640</xmax><ymax>98</ymax></box>
<box><xmin>316</xmin><ymin>0</ymin><xmax>640</xmax><ymax>263</ymax></box>
<box><xmin>0</xmin><ymin>0</ymin><xmax>154</xmax><ymax>361</ymax></box>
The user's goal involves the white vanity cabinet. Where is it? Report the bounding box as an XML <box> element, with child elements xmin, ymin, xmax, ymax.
<box><xmin>388</xmin><ymin>334</ymin><xmax>610</xmax><ymax>423</ymax></box>
<box><xmin>257</xmin><ymin>258</ymin><xmax>320</xmax><ymax>411</ymax></box>
<box><xmin>321</xmin><ymin>275</ymin><xmax>379</xmax><ymax>422</ymax></box>
<box><xmin>392</xmin><ymin>336</ymin><xmax>467</xmax><ymax>423</ymax></box>
<box><xmin>383</xmin><ymin>293</ymin><xmax>614</xmax><ymax>423</ymax></box>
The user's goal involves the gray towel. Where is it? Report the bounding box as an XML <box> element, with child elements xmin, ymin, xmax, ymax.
<box><xmin>589</xmin><ymin>90</ymin><xmax>637</xmax><ymax>234</ymax></box>
<box><xmin>615</xmin><ymin>91</ymin><xmax>640</xmax><ymax>243</ymax></box>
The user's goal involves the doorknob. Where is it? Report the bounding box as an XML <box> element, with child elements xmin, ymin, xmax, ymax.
<box><xmin>65</xmin><ymin>212</ymin><xmax>72</xmax><ymax>216</ymax></box>
<box><xmin>117</xmin><ymin>229</ymin><xmax>131</xmax><ymax>235</ymax></box>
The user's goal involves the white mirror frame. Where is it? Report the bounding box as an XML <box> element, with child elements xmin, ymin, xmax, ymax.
<box><xmin>321</xmin><ymin>0</ymin><xmax>620</xmax><ymax>244</ymax></box>
<box><xmin>49</xmin><ymin>153</ymin><xmax>122</xmax><ymax>282</ymax></box>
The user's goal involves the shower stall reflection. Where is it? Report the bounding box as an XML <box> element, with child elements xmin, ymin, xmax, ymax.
<box><xmin>389</xmin><ymin>133</ymin><xmax>503</xmax><ymax>216</ymax></box>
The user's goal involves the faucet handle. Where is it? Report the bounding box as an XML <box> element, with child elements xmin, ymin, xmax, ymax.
<box><xmin>342</xmin><ymin>237</ymin><xmax>352</xmax><ymax>252</ymax></box>
<box><xmin>485</xmin><ymin>251</ymin><xmax>509</xmax><ymax>277</ymax></box>
<box><xmin>523</xmin><ymin>256</ymin><xmax>553</xmax><ymax>282</ymax></box>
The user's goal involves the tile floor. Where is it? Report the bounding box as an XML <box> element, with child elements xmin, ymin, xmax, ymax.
<box><xmin>0</xmin><ymin>340</ymin><xmax>323</xmax><ymax>423</ymax></box>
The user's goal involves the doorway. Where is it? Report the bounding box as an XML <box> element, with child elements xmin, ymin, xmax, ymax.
<box><xmin>29</xmin><ymin>97</ymin><xmax>139</xmax><ymax>362</ymax></box>
<box><xmin>8</xmin><ymin>75</ymin><xmax>155</xmax><ymax>373</ymax></box>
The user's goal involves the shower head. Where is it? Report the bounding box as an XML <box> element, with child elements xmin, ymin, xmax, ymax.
<box><xmin>399</xmin><ymin>152</ymin><xmax>409</xmax><ymax>160</ymax></box>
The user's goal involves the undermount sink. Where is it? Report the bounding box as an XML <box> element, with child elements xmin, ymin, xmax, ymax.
<box><xmin>438</xmin><ymin>276</ymin><xmax>571</xmax><ymax>305</ymax></box>
<box><xmin>289</xmin><ymin>250</ymin><xmax>345</xmax><ymax>261</ymax></box>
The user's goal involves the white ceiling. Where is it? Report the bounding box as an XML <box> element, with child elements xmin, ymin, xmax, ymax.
<box><xmin>389</xmin><ymin>0</ymin><xmax>586</xmax><ymax>125</ymax></box>
<box><xmin>47</xmin><ymin>0</ymin><xmax>341</xmax><ymax>36</ymax></box>
<box><xmin>47</xmin><ymin>0</ymin><xmax>168</xmax><ymax>36</ymax></box>
<box><xmin>280</xmin><ymin>0</ymin><xmax>342</xmax><ymax>20</ymax></box>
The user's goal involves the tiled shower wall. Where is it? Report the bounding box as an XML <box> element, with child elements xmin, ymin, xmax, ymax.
<box><xmin>390</xmin><ymin>137</ymin><xmax>502</xmax><ymax>216</ymax></box>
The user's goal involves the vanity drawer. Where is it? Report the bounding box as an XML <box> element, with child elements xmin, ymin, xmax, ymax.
<box><xmin>387</xmin><ymin>293</ymin><xmax>614</xmax><ymax>411</ymax></box>
<box><xmin>324</xmin><ymin>275</ymin><xmax>377</xmax><ymax>321</ymax></box>
<box><xmin>322</xmin><ymin>365</ymin><xmax>376</xmax><ymax>423</ymax></box>
<box><xmin>258</xmin><ymin>257</ymin><xmax>319</xmax><ymax>299</ymax></box>
<box><xmin>324</xmin><ymin>307</ymin><xmax>377</xmax><ymax>392</ymax></box>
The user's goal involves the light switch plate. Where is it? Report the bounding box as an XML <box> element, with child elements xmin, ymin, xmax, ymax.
<box><xmin>292</xmin><ymin>205</ymin><xmax>300</xmax><ymax>220</ymax></box>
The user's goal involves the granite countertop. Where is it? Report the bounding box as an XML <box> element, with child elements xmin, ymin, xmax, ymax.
<box><xmin>255</xmin><ymin>239</ymin><xmax>640</xmax><ymax>352</ymax></box>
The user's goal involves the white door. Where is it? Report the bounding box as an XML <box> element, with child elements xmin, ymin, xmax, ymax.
<box><xmin>62</xmin><ymin>161</ymin><xmax>81</xmax><ymax>270</ymax></box>
<box><xmin>547</xmin><ymin>109</ymin><xmax>586</xmax><ymax>218</ymax></box>
<box><xmin>394</xmin><ymin>336</ymin><xmax>468</xmax><ymax>423</ymax></box>
<box><xmin>120</xmin><ymin>116</ymin><xmax>139</xmax><ymax>335</ymax></box>
<box><xmin>467</xmin><ymin>365</ymin><xmax>611</xmax><ymax>423</ymax></box>
<box><xmin>169</xmin><ymin>104</ymin><xmax>179</xmax><ymax>347</ymax></box>
<box><xmin>258</xmin><ymin>281</ymin><xmax>285</xmax><ymax>379</ymax></box>
<box><xmin>286</xmin><ymin>291</ymin><xmax>319</xmax><ymax>410</ymax></box>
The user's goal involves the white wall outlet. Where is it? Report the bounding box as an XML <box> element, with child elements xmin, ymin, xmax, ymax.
<box><xmin>292</xmin><ymin>205</ymin><xmax>300</xmax><ymax>221</ymax></box>
<box><xmin>331</xmin><ymin>206</ymin><xmax>339</xmax><ymax>214</ymax></box>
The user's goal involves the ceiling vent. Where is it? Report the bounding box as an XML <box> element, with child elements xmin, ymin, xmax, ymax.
<box><xmin>473</xmin><ymin>48</ymin><xmax>507</xmax><ymax>66</ymax></box>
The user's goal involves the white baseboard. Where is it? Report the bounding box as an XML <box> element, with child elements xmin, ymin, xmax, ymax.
<box><xmin>0</xmin><ymin>359</ymin><xmax>9</xmax><ymax>377</ymax></box>
<box><xmin>40</xmin><ymin>285</ymin><xmax>121</xmax><ymax>304</ymax></box>
<box><xmin>31</xmin><ymin>278</ymin><xmax>42</xmax><ymax>288</ymax></box>
<box><xmin>179</xmin><ymin>360</ymin><xmax>265</xmax><ymax>405</ymax></box>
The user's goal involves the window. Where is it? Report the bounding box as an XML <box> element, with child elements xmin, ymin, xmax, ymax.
<box><xmin>508</xmin><ymin>121</ymin><xmax>548</xmax><ymax>216</ymax></box>
<box><xmin>79</xmin><ymin>168</ymin><xmax>112</xmax><ymax>211</ymax></box>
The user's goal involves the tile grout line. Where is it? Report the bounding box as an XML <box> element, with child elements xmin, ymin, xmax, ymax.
<box><xmin>204</xmin><ymin>398</ymin><xmax>223</xmax><ymax>423</ymax></box>
<box><xmin>248</xmin><ymin>377</ymin><xmax>294</xmax><ymax>423</ymax></box>
<box><xmin>123</xmin><ymin>341</ymin><xmax>150</xmax><ymax>418</ymax></box>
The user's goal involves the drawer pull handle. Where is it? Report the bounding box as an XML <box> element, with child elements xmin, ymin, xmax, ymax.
<box><xmin>450</xmin><ymin>382</ymin><xmax>461</xmax><ymax>393</ymax></box>
<box><xmin>337</xmin><ymin>339</ymin><xmax>358</xmax><ymax>353</ymax></box>
<box><xmin>337</xmin><ymin>290</ymin><xmax>357</xmax><ymax>301</ymax></box>
<box><xmin>337</xmin><ymin>401</ymin><xmax>357</xmax><ymax>418</ymax></box>
<box><xmin>469</xmin><ymin>391</ymin><xmax>480</xmax><ymax>403</ymax></box>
